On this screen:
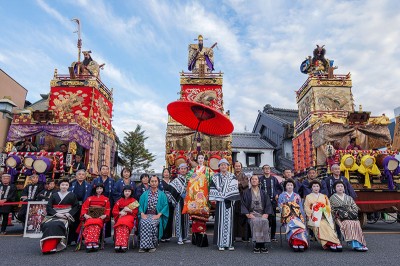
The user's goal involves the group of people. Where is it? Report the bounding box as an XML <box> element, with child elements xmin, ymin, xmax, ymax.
<box><xmin>0</xmin><ymin>159</ymin><xmax>368</xmax><ymax>254</ymax></box>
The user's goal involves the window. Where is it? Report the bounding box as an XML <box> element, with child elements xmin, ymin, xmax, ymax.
<box><xmin>246</xmin><ymin>153</ymin><xmax>261</xmax><ymax>167</ymax></box>
<box><xmin>259</xmin><ymin>125</ymin><xmax>266</xmax><ymax>136</ymax></box>
<box><xmin>232</xmin><ymin>152</ymin><xmax>238</xmax><ymax>163</ymax></box>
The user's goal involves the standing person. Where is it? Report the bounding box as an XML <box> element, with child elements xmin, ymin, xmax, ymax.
<box><xmin>304</xmin><ymin>179</ymin><xmax>341</xmax><ymax>252</ymax></box>
<box><xmin>241</xmin><ymin>175</ymin><xmax>272</xmax><ymax>254</ymax></box>
<box><xmin>259</xmin><ymin>164</ymin><xmax>282</xmax><ymax>242</ymax></box>
<box><xmin>184</xmin><ymin>154</ymin><xmax>213</xmax><ymax>247</ymax></box>
<box><xmin>37</xmin><ymin>180</ymin><xmax>57</xmax><ymax>201</ymax></box>
<box><xmin>233</xmin><ymin>161</ymin><xmax>250</xmax><ymax>242</ymax></box>
<box><xmin>72</xmin><ymin>154</ymin><xmax>86</xmax><ymax>174</ymax></box>
<box><xmin>0</xmin><ymin>173</ymin><xmax>16</xmax><ymax>235</ymax></box>
<box><xmin>299</xmin><ymin>167</ymin><xmax>328</xmax><ymax>198</ymax></box>
<box><xmin>278</xmin><ymin>178</ymin><xmax>308</xmax><ymax>252</ymax></box>
<box><xmin>113</xmin><ymin>168</ymin><xmax>136</xmax><ymax>203</ymax></box>
<box><xmin>112</xmin><ymin>186</ymin><xmax>139</xmax><ymax>252</ymax></box>
<box><xmin>40</xmin><ymin>179</ymin><xmax>79</xmax><ymax>254</ymax></box>
<box><xmin>169</xmin><ymin>163</ymin><xmax>190</xmax><ymax>245</ymax></box>
<box><xmin>17</xmin><ymin>174</ymin><xmax>44</xmax><ymax>223</ymax></box>
<box><xmin>91</xmin><ymin>165</ymin><xmax>114</xmax><ymax>238</ymax></box>
<box><xmin>80</xmin><ymin>184</ymin><xmax>111</xmax><ymax>252</ymax></box>
<box><xmin>68</xmin><ymin>169</ymin><xmax>92</xmax><ymax>244</ymax></box>
<box><xmin>324</xmin><ymin>164</ymin><xmax>357</xmax><ymax>199</ymax></box>
<box><xmin>138</xmin><ymin>175</ymin><xmax>169</xmax><ymax>253</ymax></box>
<box><xmin>135</xmin><ymin>173</ymin><xmax>150</xmax><ymax>200</ymax></box>
<box><xmin>210</xmin><ymin>158</ymin><xmax>240</xmax><ymax>251</ymax></box>
<box><xmin>158</xmin><ymin>168</ymin><xmax>174</xmax><ymax>242</ymax></box>
<box><xmin>330</xmin><ymin>181</ymin><xmax>368</xmax><ymax>251</ymax></box>
<box><xmin>281</xmin><ymin>169</ymin><xmax>300</xmax><ymax>194</ymax></box>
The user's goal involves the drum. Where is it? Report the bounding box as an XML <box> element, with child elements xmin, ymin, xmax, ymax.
<box><xmin>363</xmin><ymin>156</ymin><xmax>375</xmax><ymax>168</ymax></box>
<box><xmin>376</xmin><ymin>154</ymin><xmax>399</xmax><ymax>171</ymax></box>
<box><xmin>23</xmin><ymin>155</ymin><xmax>36</xmax><ymax>169</ymax></box>
<box><xmin>174</xmin><ymin>155</ymin><xmax>187</xmax><ymax>168</ymax></box>
<box><xmin>209</xmin><ymin>155</ymin><xmax>221</xmax><ymax>171</ymax></box>
<box><xmin>33</xmin><ymin>157</ymin><xmax>53</xmax><ymax>173</ymax></box>
<box><xmin>5</xmin><ymin>155</ymin><xmax>22</xmax><ymax>168</ymax></box>
<box><xmin>343</xmin><ymin>154</ymin><xmax>355</xmax><ymax>168</ymax></box>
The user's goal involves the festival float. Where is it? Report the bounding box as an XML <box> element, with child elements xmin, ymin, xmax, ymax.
<box><xmin>165</xmin><ymin>35</ymin><xmax>233</xmax><ymax>175</ymax></box>
<box><xmin>293</xmin><ymin>45</ymin><xmax>400</xmax><ymax>224</ymax></box>
<box><xmin>2</xmin><ymin>19</ymin><xmax>116</xmax><ymax>189</ymax></box>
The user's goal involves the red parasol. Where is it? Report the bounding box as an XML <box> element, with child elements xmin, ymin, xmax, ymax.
<box><xmin>167</xmin><ymin>100</ymin><xmax>234</xmax><ymax>136</ymax></box>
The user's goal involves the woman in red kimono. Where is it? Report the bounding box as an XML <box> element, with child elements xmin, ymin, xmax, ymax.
<box><xmin>80</xmin><ymin>183</ymin><xmax>111</xmax><ymax>252</ymax></box>
<box><xmin>113</xmin><ymin>185</ymin><xmax>139</xmax><ymax>252</ymax></box>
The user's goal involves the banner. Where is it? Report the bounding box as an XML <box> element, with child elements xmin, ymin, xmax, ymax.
<box><xmin>180</xmin><ymin>84</ymin><xmax>223</xmax><ymax>111</ymax></box>
<box><xmin>49</xmin><ymin>86</ymin><xmax>113</xmax><ymax>130</ymax></box>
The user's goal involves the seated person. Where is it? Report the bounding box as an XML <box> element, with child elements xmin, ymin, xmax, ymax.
<box><xmin>304</xmin><ymin>180</ymin><xmax>342</xmax><ymax>252</ymax></box>
<box><xmin>138</xmin><ymin>175</ymin><xmax>169</xmax><ymax>253</ymax></box>
<box><xmin>241</xmin><ymin>175</ymin><xmax>272</xmax><ymax>254</ymax></box>
<box><xmin>80</xmin><ymin>184</ymin><xmax>111</xmax><ymax>252</ymax></box>
<box><xmin>37</xmin><ymin>180</ymin><xmax>57</xmax><ymax>201</ymax></box>
<box><xmin>0</xmin><ymin>173</ymin><xmax>16</xmax><ymax>235</ymax></box>
<box><xmin>40</xmin><ymin>179</ymin><xmax>79</xmax><ymax>254</ymax></box>
<box><xmin>278</xmin><ymin>178</ymin><xmax>308</xmax><ymax>252</ymax></box>
<box><xmin>330</xmin><ymin>181</ymin><xmax>368</xmax><ymax>252</ymax></box>
<box><xmin>17</xmin><ymin>174</ymin><xmax>44</xmax><ymax>222</ymax></box>
<box><xmin>112</xmin><ymin>186</ymin><xmax>139</xmax><ymax>252</ymax></box>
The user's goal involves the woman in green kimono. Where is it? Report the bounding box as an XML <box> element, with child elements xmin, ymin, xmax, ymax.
<box><xmin>138</xmin><ymin>175</ymin><xmax>169</xmax><ymax>253</ymax></box>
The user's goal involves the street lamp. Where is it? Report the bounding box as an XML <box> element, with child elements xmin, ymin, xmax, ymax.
<box><xmin>0</xmin><ymin>96</ymin><xmax>17</xmax><ymax>119</ymax></box>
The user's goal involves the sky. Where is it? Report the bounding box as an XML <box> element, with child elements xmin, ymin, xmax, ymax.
<box><xmin>1</xmin><ymin>0</ymin><xmax>399</xmax><ymax>170</ymax></box>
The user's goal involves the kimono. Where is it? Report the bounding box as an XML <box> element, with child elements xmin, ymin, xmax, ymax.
<box><xmin>40</xmin><ymin>192</ymin><xmax>79</xmax><ymax>253</ymax></box>
<box><xmin>330</xmin><ymin>193</ymin><xmax>367</xmax><ymax>249</ymax></box>
<box><xmin>68</xmin><ymin>180</ymin><xmax>92</xmax><ymax>243</ymax></box>
<box><xmin>135</xmin><ymin>183</ymin><xmax>149</xmax><ymax>201</ymax></box>
<box><xmin>304</xmin><ymin>193</ymin><xmax>340</xmax><ymax>248</ymax></box>
<box><xmin>184</xmin><ymin>165</ymin><xmax>213</xmax><ymax>246</ymax></box>
<box><xmin>158</xmin><ymin>179</ymin><xmax>174</xmax><ymax>240</ymax></box>
<box><xmin>113</xmin><ymin>179</ymin><xmax>136</xmax><ymax>203</ymax></box>
<box><xmin>91</xmin><ymin>177</ymin><xmax>115</xmax><ymax>238</ymax></box>
<box><xmin>234</xmin><ymin>172</ymin><xmax>250</xmax><ymax>241</ymax></box>
<box><xmin>278</xmin><ymin>192</ymin><xmax>308</xmax><ymax>249</ymax></box>
<box><xmin>0</xmin><ymin>183</ymin><xmax>16</xmax><ymax>233</ymax></box>
<box><xmin>241</xmin><ymin>187</ymin><xmax>272</xmax><ymax>245</ymax></box>
<box><xmin>138</xmin><ymin>189</ymin><xmax>169</xmax><ymax>249</ymax></box>
<box><xmin>259</xmin><ymin>175</ymin><xmax>282</xmax><ymax>239</ymax></box>
<box><xmin>112</xmin><ymin>197</ymin><xmax>139</xmax><ymax>248</ymax></box>
<box><xmin>80</xmin><ymin>195</ymin><xmax>111</xmax><ymax>247</ymax></box>
<box><xmin>169</xmin><ymin>174</ymin><xmax>190</xmax><ymax>241</ymax></box>
<box><xmin>17</xmin><ymin>183</ymin><xmax>44</xmax><ymax>222</ymax></box>
<box><xmin>69</xmin><ymin>180</ymin><xmax>92</xmax><ymax>203</ymax></box>
<box><xmin>210</xmin><ymin>171</ymin><xmax>240</xmax><ymax>248</ymax></box>
<box><xmin>37</xmin><ymin>188</ymin><xmax>58</xmax><ymax>201</ymax></box>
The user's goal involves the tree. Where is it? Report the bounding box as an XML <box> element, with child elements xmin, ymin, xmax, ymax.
<box><xmin>118</xmin><ymin>125</ymin><xmax>155</xmax><ymax>171</ymax></box>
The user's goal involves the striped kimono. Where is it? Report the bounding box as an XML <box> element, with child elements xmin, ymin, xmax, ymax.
<box><xmin>330</xmin><ymin>193</ymin><xmax>366</xmax><ymax>248</ymax></box>
<box><xmin>210</xmin><ymin>172</ymin><xmax>240</xmax><ymax>248</ymax></box>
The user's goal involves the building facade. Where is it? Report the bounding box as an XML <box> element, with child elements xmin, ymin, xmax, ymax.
<box><xmin>0</xmin><ymin>69</ymin><xmax>28</xmax><ymax>150</ymax></box>
<box><xmin>231</xmin><ymin>132</ymin><xmax>275</xmax><ymax>175</ymax></box>
<box><xmin>252</xmin><ymin>104</ymin><xmax>298</xmax><ymax>172</ymax></box>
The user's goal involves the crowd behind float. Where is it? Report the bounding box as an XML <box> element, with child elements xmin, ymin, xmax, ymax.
<box><xmin>0</xmin><ymin>143</ymin><xmax>368</xmax><ymax>254</ymax></box>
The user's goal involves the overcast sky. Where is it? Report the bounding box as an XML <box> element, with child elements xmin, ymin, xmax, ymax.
<box><xmin>1</xmin><ymin>0</ymin><xmax>399</xmax><ymax>170</ymax></box>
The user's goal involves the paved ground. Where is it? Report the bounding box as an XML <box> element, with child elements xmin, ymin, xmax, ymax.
<box><xmin>1</xmin><ymin>220</ymin><xmax>399</xmax><ymax>266</ymax></box>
